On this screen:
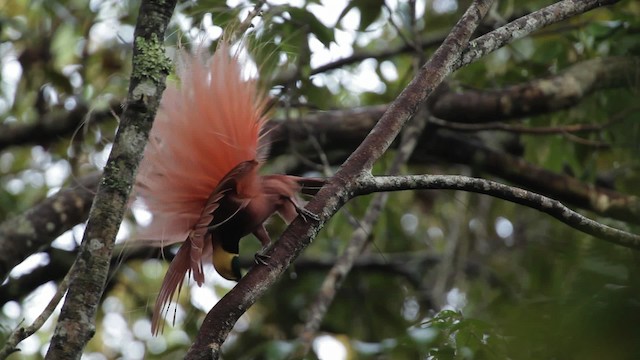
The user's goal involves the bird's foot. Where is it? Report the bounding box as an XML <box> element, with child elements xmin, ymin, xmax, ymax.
<box><xmin>294</xmin><ymin>203</ymin><xmax>320</xmax><ymax>222</ymax></box>
<box><xmin>254</xmin><ymin>247</ymin><xmax>271</xmax><ymax>266</ymax></box>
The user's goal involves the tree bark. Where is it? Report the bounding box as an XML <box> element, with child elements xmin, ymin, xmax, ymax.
<box><xmin>44</xmin><ymin>0</ymin><xmax>177</xmax><ymax>358</ymax></box>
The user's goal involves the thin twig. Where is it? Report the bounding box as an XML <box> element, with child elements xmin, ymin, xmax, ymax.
<box><xmin>231</xmin><ymin>0</ymin><xmax>266</xmax><ymax>39</ymax></box>
<box><xmin>561</xmin><ymin>132</ymin><xmax>610</xmax><ymax>148</ymax></box>
<box><xmin>382</xmin><ymin>2</ymin><xmax>417</xmax><ymax>52</ymax></box>
<box><xmin>428</xmin><ymin>105</ymin><xmax>634</xmax><ymax>134</ymax></box>
<box><xmin>429</xmin><ymin>116</ymin><xmax>599</xmax><ymax>133</ymax></box>
<box><xmin>0</xmin><ymin>262</ymin><xmax>76</xmax><ymax>359</ymax></box>
<box><xmin>431</xmin><ymin>188</ymin><xmax>470</xmax><ymax>308</ymax></box>
<box><xmin>271</xmin><ymin>31</ymin><xmax>448</xmax><ymax>85</ymax></box>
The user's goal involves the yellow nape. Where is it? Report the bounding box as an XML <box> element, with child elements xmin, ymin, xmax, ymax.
<box><xmin>212</xmin><ymin>244</ymin><xmax>242</xmax><ymax>281</ymax></box>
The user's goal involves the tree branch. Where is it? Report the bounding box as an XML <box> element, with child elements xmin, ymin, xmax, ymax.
<box><xmin>0</xmin><ymin>244</ymin><xmax>164</xmax><ymax>307</ymax></box>
<box><xmin>417</xmin><ymin>130</ymin><xmax>640</xmax><ymax>224</ymax></box>
<box><xmin>0</xmin><ymin>258</ymin><xmax>75</xmax><ymax>359</ymax></box>
<box><xmin>185</xmin><ymin>1</ymin><xmax>633</xmax><ymax>355</ymax></box>
<box><xmin>0</xmin><ymin>248</ymin><xmax>75</xmax><ymax>306</ymax></box>
<box><xmin>356</xmin><ymin>174</ymin><xmax>640</xmax><ymax>250</ymax></box>
<box><xmin>428</xmin><ymin>104</ymin><xmax>636</xmax><ymax>133</ymax></box>
<box><xmin>271</xmin><ymin>31</ymin><xmax>448</xmax><ymax>85</ymax></box>
<box><xmin>0</xmin><ymin>173</ymin><xmax>100</xmax><ymax>281</ymax></box>
<box><xmin>457</xmin><ymin>0</ymin><xmax>622</xmax><ymax>69</ymax></box>
<box><xmin>433</xmin><ymin>57</ymin><xmax>639</xmax><ymax>123</ymax></box>
<box><xmin>186</xmin><ymin>1</ymin><xmax>494</xmax><ymax>358</ymax></box>
<box><xmin>0</xmin><ymin>102</ymin><xmax>120</xmax><ymax>152</ymax></box>
<box><xmin>11</xmin><ymin>52</ymin><xmax>631</xmax><ymax>177</ymax></box>
<box><xmin>44</xmin><ymin>1</ymin><xmax>176</xmax><ymax>358</ymax></box>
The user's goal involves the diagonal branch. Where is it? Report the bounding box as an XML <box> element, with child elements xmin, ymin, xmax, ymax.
<box><xmin>186</xmin><ymin>1</ymin><xmax>494</xmax><ymax>359</ymax></box>
<box><xmin>356</xmin><ymin>174</ymin><xmax>640</xmax><ymax>250</ymax></box>
<box><xmin>457</xmin><ymin>0</ymin><xmax>622</xmax><ymax>69</ymax></box>
<box><xmin>0</xmin><ymin>259</ymin><xmax>76</xmax><ymax>359</ymax></box>
<box><xmin>187</xmin><ymin>0</ymin><xmax>629</xmax><ymax>356</ymax></box>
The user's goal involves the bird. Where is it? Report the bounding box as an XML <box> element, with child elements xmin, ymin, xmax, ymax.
<box><xmin>133</xmin><ymin>41</ymin><xmax>321</xmax><ymax>334</ymax></box>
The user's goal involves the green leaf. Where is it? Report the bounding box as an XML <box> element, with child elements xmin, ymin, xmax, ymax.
<box><xmin>337</xmin><ymin>0</ymin><xmax>385</xmax><ymax>31</ymax></box>
<box><xmin>286</xmin><ymin>7</ymin><xmax>334</xmax><ymax>47</ymax></box>
<box><xmin>357</xmin><ymin>0</ymin><xmax>385</xmax><ymax>31</ymax></box>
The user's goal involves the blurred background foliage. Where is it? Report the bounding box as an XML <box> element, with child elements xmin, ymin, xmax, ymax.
<box><xmin>1</xmin><ymin>0</ymin><xmax>639</xmax><ymax>359</ymax></box>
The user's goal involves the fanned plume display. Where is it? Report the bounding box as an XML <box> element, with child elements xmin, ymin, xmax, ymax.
<box><xmin>134</xmin><ymin>42</ymin><xmax>322</xmax><ymax>334</ymax></box>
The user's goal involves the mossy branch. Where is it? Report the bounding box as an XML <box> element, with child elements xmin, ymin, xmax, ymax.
<box><xmin>43</xmin><ymin>1</ymin><xmax>177</xmax><ymax>359</ymax></box>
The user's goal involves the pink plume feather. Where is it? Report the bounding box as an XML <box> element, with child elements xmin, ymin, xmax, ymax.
<box><xmin>136</xmin><ymin>43</ymin><xmax>269</xmax><ymax>246</ymax></box>
<box><xmin>133</xmin><ymin>43</ymin><xmax>269</xmax><ymax>334</ymax></box>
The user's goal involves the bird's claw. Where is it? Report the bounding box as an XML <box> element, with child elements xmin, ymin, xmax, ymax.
<box><xmin>296</xmin><ymin>205</ymin><xmax>320</xmax><ymax>222</ymax></box>
<box><xmin>254</xmin><ymin>248</ymin><xmax>271</xmax><ymax>266</ymax></box>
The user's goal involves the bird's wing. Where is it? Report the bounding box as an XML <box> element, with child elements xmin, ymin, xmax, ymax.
<box><xmin>151</xmin><ymin>161</ymin><xmax>261</xmax><ymax>334</ymax></box>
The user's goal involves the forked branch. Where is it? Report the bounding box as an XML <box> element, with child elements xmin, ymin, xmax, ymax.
<box><xmin>186</xmin><ymin>1</ymin><xmax>495</xmax><ymax>358</ymax></box>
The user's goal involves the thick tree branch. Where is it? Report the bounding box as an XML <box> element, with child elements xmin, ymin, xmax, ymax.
<box><xmin>268</xmin><ymin>100</ymin><xmax>639</xmax><ymax>224</ymax></box>
<box><xmin>0</xmin><ymin>173</ymin><xmax>100</xmax><ymax>281</ymax></box>
<box><xmin>1</xmin><ymin>1</ymin><xmax>623</xmax><ymax>161</ymax></box>
<box><xmin>433</xmin><ymin>57</ymin><xmax>639</xmax><ymax>123</ymax></box>
<box><xmin>356</xmin><ymin>174</ymin><xmax>640</xmax><ymax>250</ymax></box>
<box><xmin>44</xmin><ymin>1</ymin><xmax>176</xmax><ymax>358</ymax></box>
<box><xmin>187</xmin><ymin>1</ymin><xmax>494</xmax><ymax>358</ymax></box>
<box><xmin>0</xmin><ymin>102</ymin><xmax>120</xmax><ymax>152</ymax></box>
